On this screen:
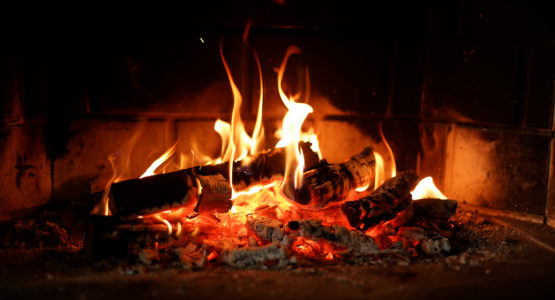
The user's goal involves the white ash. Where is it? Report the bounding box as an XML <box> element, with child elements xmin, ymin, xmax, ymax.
<box><xmin>223</xmin><ymin>243</ymin><xmax>292</xmax><ymax>268</ymax></box>
<box><xmin>288</xmin><ymin>219</ymin><xmax>379</xmax><ymax>257</ymax></box>
<box><xmin>398</xmin><ymin>227</ymin><xmax>451</xmax><ymax>255</ymax></box>
<box><xmin>246</xmin><ymin>215</ymin><xmax>289</xmax><ymax>245</ymax></box>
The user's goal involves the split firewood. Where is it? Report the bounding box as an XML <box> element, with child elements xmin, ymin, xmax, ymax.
<box><xmin>413</xmin><ymin>198</ymin><xmax>458</xmax><ymax>219</ymax></box>
<box><xmin>288</xmin><ymin>146</ymin><xmax>376</xmax><ymax>206</ymax></box>
<box><xmin>110</xmin><ymin>142</ymin><xmax>319</xmax><ymax>217</ymax></box>
<box><xmin>341</xmin><ymin>170</ymin><xmax>420</xmax><ymax>231</ymax></box>
<box><xmin>109</xmin><ymin>170</ymin><xmax>229</xmax><ymax>218</ymax></box>
<box><xmin>287</xmin><ymin>219</ymin><xmax>379</xmax><ymax>257</ymax></box>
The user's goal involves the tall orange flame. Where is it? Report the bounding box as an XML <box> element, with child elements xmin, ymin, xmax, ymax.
<box><xmin>276</xmin><ymin>46</ymin><xmax>314</xmax><ymax>191</ymax></box>
<box><xmin>140</xmin><ymin>143</ymin><xmax>177</xmax><ymax>179</ymax></box>
<box><xmin>250</xmin><ymin>50</ymin><xmax>265</xmax><ymax>155</ymax></box>
<box><xmin>379</xmin><ymin>122</ymin><xmax>396</xmax><ymax>178</ymax></box>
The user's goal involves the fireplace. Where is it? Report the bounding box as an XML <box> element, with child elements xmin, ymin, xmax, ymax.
<box><xmin>1</xmin><ymin>0</ymin><xmax>555</xmax><ymax>298</ymax></box>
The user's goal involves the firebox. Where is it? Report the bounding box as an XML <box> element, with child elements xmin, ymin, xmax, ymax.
<box><xmin>1</xmin><ymin>1</ymin><xmax>555</xmax><ymax>299</ymax></box>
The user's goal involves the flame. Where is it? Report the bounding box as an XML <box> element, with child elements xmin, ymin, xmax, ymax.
<box><xmin>140</xmin><ymin>144</ymin><xmax>177</xmax><ymax>179</ymax></box>
<box><xmin>379</xmin><ymin>122</ymin><xmax>396</xmax><ymax>178</ymax></box>
<box><xmin>100</xmin><ymin>154</ymin><xmax>118</xmax><ymax>216</ymax></box>
<box><xmin>373</xmin><ymin>151</ymin><xmax>386</xmax><ymax>188</ymax></box>
<box><xmin>154</xmin><ymin>215</ymin><xmax>173</xmax><ymax>235</ymax></box>
<box><xmin>217</xmin><ymin>43</ymin><xmax>269</xmax><ymax>198</ymax></box>
<box><xmin>176</xmin><ymin>222</ymin><xmax>182</xmax><ymax>236</ymax></box>
<box><xmin>300</xmin><ymin>128</ymin><xmax>322</xmax><ymax>160</ymax></box>
<box><xmin>411</xmin><ymin>177</ymin><xmax>447</xmax><ymax>200</ymax></box>
<box><xmin>250</xmin><ymin>50</ymin><xmax>265</xmax><ymax>155</ymax></box>
<box><xmin>276</xmin><ymin>46</ymin><xmax>314</xmax><ymax>191</ymax></box>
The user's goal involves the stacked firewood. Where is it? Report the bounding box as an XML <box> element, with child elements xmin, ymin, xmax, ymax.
<box><xmin>86</xmin><ymin>144</ymin><xmax>458</xmax><ymax>267</ymax></box>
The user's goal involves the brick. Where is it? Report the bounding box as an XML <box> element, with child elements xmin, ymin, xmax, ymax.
<box><xmin>422</xmin><ymin>42</ymin><xmax>521</xmax><ymax>125</ymax></box>
<box><xmin>526</xmin><ymin>46</ymin><xmax>555</xmax><ymax>129</ymax></box>
<box><xmin>0</xmin><ymin>33</ymin><xmax>24</xmax><ymax>125</ymax></box>
<box><xmin>389</xmin><ymin>40</ymin><xmax>425</xmax><ymax>116</ymax></box>
<box><xmin>548</xmin><ymin>138</ymin><xmax>555</xmax><ymax>227</ymax></box>
<box><xmin>91</xmin><ymin>34</ymin><xmax>243</xmax><ymax>116</ymax></box>
<box><xmin>52</xmin><ymin>120</ymin><xmax>169</xmax><ymax>202</ymax></box>
<box><xmin>443</xmin><ymin>126</ymin><xmax>550</xmax><ymax>215</ymax></box>
<box><xmin>457</xmin><ymin>1</ymin><xmax>555</xmax><ymax>41</ymax></box>
<box><xmin>0</xmin><ymin>123</ymin><xmax>51</xmax><ymax>215</ymax></box>
<box><xmin>250</xmin><ymin>35</ymin><xmax>389</xmax><ymax>117</ymax></box>
<box><xmin>417</xmin><ymin>123</ymin><xmax>452</xmax><ymax>191</ymax></box>
<box><xmin>313</xmin><ymin>117</ymin><xmax>419</xmax><ymax>173</ymax></box>
<box><xmin>316</xmin><ymin>119</ymin><xmax>379</xmax><ymax>164</ymax></box>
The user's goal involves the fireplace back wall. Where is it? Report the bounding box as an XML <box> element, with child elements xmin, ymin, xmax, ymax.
<box><xmin>1</xmin><ymin>1</ymin><xmax>554</xmax><ymax>226</ymax></box>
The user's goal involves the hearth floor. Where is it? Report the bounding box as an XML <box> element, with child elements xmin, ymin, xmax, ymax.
<box><xmin>1</xmin><ymin>210</ymin><xmax>554</xmax><ymax>300</ymax></box>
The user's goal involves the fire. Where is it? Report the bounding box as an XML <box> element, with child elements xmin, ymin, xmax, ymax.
<box><xmin>139</xmin><ymin>144</ymin><xmax>177</xmax><ymax>178</ymax></box>
<box><xmin>411</xmin><ymin>177</ymin><xmax>447</xmax><ymax>200</ymax></box>
<box><xmin>379</xmin><ymin>122</ymin><xmax>396</xmax><ymax>178</ymax></box>
<box><xmin>99</xmin><ymin>41</ymin><xmax>448</xmax><ymax>263</ymax></box>
<box><xmin>276</xmin><ymin>46</ymin><xmax>314</xmax><ymax>192</ymax></box>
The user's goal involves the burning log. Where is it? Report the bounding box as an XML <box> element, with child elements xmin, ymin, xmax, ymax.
<box><xmin>413</xmin><ymin>198</ymin><xmax>458</xmax><ymax>220</ymax></box>
<box><xmin>109</xmin><ymin>142</ymin><xmax>319</xmax><ymax>217</ymax></box>
<box><xmin>289</xmin><ymin>146</ymin><xmax>376</xmax><ymax>205</ymax></box>
<box><xmin>341</xmin><ymin>170</ymin><xmax>420</xmax><ymax>231</ymax></box>
<box><xmin>110</xmin><ymin>171</ymin><xmax>229</xmax><ymax>218</ymax></box>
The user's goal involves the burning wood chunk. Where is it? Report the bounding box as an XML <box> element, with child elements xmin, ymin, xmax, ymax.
<box><xmin>413</xmin><ymin>198</ymin><xmax>458</xmax><ymax>220</ymax></box>
<box><xmin>341</xmin><ymin>170</ymin><xmax>420</xmax><ymax>231</ymax></box>
<box><xmin>291</xmin><ymin>146</ymin><xmax>376</xmax><ymax>205</ymax></box>
<box><xmin>109</xmin><ymin>169</ymin><xmax>201</xmax><ymax>217</ymax></box>
<box><xmin>287</xmin><ymin>219</ymin><xmax>379</xmax><ymax>257</ymax></box>
<box><xmin>223</xmin><ymin>243</ymin><xmax>291</xmax><ymax>268</ymax></box>
<box><xmin>246</xmin><ymin>215</ymin><xmax>288</xmax><ymax>245</ymax></box>
<box><xmin>193</xmin><ymin>174</ymin><xmax>233</xmax><ymax>213</ymax></box>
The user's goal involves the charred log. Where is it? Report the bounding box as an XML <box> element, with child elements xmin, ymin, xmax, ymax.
<box><xmin>341</xmin><ymin>170</ymin><xmax>420</xmax><ymax>231</ymax></box>
<box><xmin>109</xmin><ymin>142</ymin><xmax>319</xmax><ymax>217</ymax></box>
<box><xmin>110</xmin><ymin>171</ymin><xmax>229</xmax><ymax>218</ymax></box>
<box><xmin>413</xmin><ymin>198</ymin><xmax>458</xmax><ymax>220</ymax></box>
<box><xmin>289</xmin><ymin>146</ymin><xmax>375</xmax><ymax>205</ymax></box>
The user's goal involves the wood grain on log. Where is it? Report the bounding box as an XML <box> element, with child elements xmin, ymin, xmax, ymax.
<box><xmin>341</xmin><ymin>170</ymin><xmax>420</xmax><ymax>231</ymax></box>
<box><xmin>289</xmin><ymin>146</ymin><xmax>376</xmax><ymax>206</ymax></box>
